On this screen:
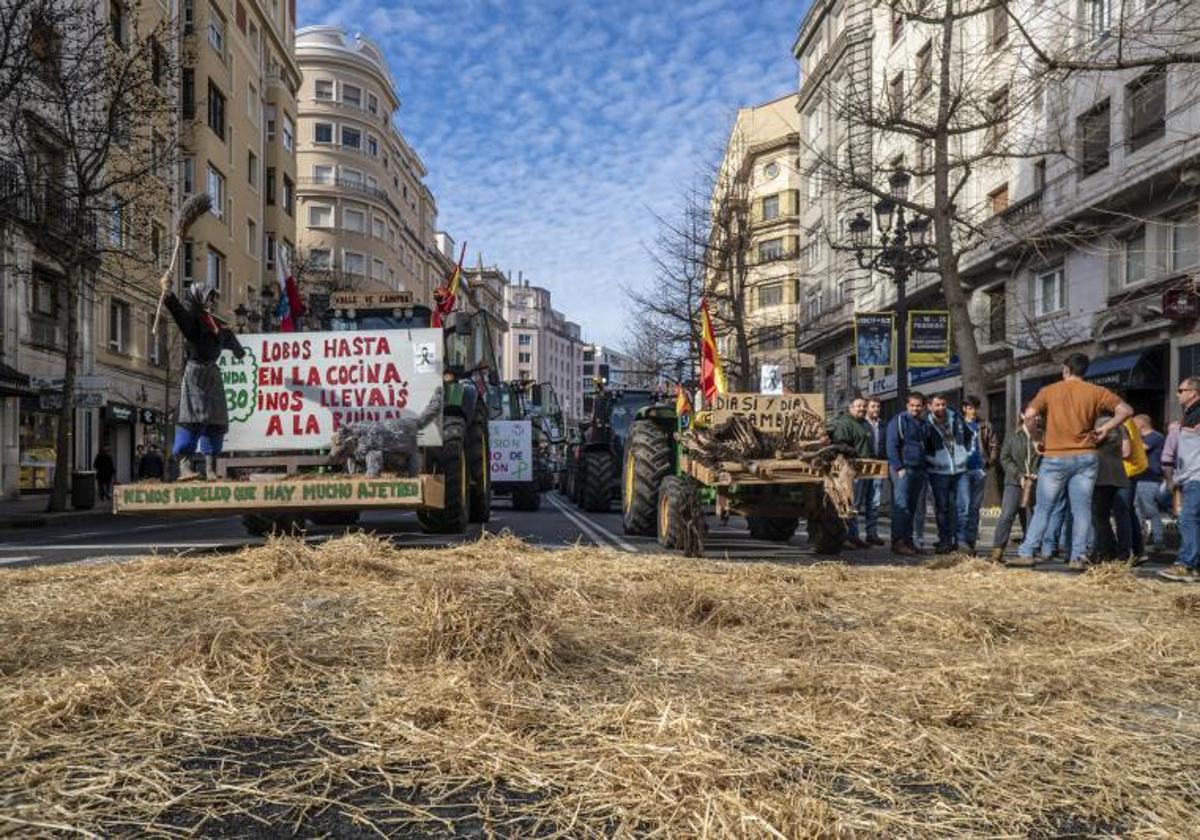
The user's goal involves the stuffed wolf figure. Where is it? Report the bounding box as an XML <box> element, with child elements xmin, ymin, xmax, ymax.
<box><xmin>329</xmin><ymin>387</ymin><xmax>443</xmax><ymax>477</ymax></box>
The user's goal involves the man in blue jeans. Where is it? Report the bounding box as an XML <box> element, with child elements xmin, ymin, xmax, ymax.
<box><xmin>924</xmin><ymin>395</ymin><xmax>973</xmax><ymax>553</ymax></box>
<box><xmin>959</xmin><ymin>395</ymin><xmax>999</xmax><ymax>553</ymax></box>
<box><xmin>856</xmin><ymin>398</ymin><xmax>886</xmax><ymax>545</ymax></box>
<box><xmin>1015</xmin><ymin>354</ymin><xmax>1132</xmax><ymax>569</ymax></box>
<box><xmin>1160</xmin><ymin>377</ymin><xmax>1200</xmax><ymax>583</ymax></box>
<box><xmin>886</xmin><ymin>392</ymin><xmax>929</xmax><ymax>557</ymax></box>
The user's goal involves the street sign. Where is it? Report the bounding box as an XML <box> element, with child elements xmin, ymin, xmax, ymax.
<box><xmin>488</xmin><ymin>420</ymin><xmax>533</xmax><ymax>482</ymax></box>
<box><xmin>760</xmin><ymin>364</ymin><xmax>783</xmax><ymax>394</ymax></box>
<box><xmin>330</xmin><ymin>291</ymin><xmax>414</xmax><ymax>310</ymax></box>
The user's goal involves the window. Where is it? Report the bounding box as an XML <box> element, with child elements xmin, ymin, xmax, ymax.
<box><xmin>235</xmin><ymin>0</ymin><xmax>246</xmax><ymax>33</ymax></box>
<box><xmin>807</xmin><ymin>100</ymin><xmax>823</xmax><ymax>143</ymax></box>
<box><xmin>112</xmin><ymin>108</ymin><xmax>130</xmax><ymax>146</ymax></box>
<box><xmin>247</xmin><ymin>150</ymin><xmax>258</xmax><ymax>188</ymax></box>
<box><xmin>343</xmin><ymin>251</ymin><xmax>365</xmax><ymax>275</ymax></box>
<box><xmin>372</xmin><ymin>258</ymin><xmax>385</xmax><ymax>278</ymax></box>
<box><xmin>206</xmin><ymin>164</ymin><xmax>225</xmax><ymax>218</ymax></box>
<box><xmin>309</xmin><ymin>248</ymin><xmax>330</xmax><ymax>268</ymax></box>
<box><xmin>151</xmin><ymin>131</ymin><xmax>166</xmax><ymax>177</ymax></box>
<box><xmin>758</xmin><ymin>237</ymin><xmax>784</xmax><ymax>262</ymax></box>
<box><xmin>807</xmin><ymin>165</ymin><xmax>822</xmax><ymax>201</ymax></box>
<box><xmin>108</xmin><ymin>199</ymin><xmax>124</xmax><ymax>246</ymax></box>
<box><xmin>367</xmin><ymin>136</ymin><xmax>378</xmax><ymax>156</ymax></box>
<box><xmin>282</xmin><ymin>174</ymin><xmax>294</xmax><ymax>215</ymax></box>
<box><xmin>265</xmin><ymin>105</ymin><xmax>276</xmax><ymax>141</ymax></box>
<box><xmin>372</xmin><ymin>216</ymin><xmax>385</xmax><ymax>238</ymax></box>
<box><xmin>1034</xmin><ymin>266</ymin><xmax>1065</xmax><ymax>316</ymax></box>
<box><xmin>803</xmin><ymin>233</ymin><xmax>823</xmax><ymax>268</ymax></box>
<box><xmin>519</xmin><ymin>333</ymin><xmax>532</xmax><ymax>346</ymax></box>
<box><xmin>247</xmin><ymin>218</ymin><xmax>257</xmax><ymax>257</ymax></box>
<box><xmin>314</xmin><ymin>122</ymin><xmax>333</xmax><ymax>143</ymax></box>
<box><xmin>990</xmin><ymin>2</ymin><xmax>1008</xmax><ymax>46</ymax></box>
<box><xmin>151</xmin><ymin>37</ymin><xmax>165</xmax><ymax>87</ymax></box>
<box><xmin>207</xmin><ymin>80</ymin><xmax>226</xmax><ymax>140</ymax></box>
<box><xmin>110</xmin><ymin>0</ymin><xmax>125</xmax><ymax>47</ymax></box>
<box><xmin>1127</xmin><ymin>69</ymin><xmax>1166</xmax><ymax>152</ymax></box>
<box><xmin>315</xmin><ymin>79</ymin><xmax>334</xmax><ymax>100</ymax></box>
<box><xmin>1033</xmin><ymin>158</ymin><xmax>1047</xmax><ymax>193</ymax></box>
<box><xmin>182</xmin><ymin>240</ymin><xmax>193</xmax><ymax>282</ymax></box>
<box><xmin>1087</xmin><ymin>0</ymin><xmax>1112</xmax><ymax>39</ymax></box>
<box><xmin>916</xmin><ymin>40</ymin><xmax>932</xmax><ymax>97</ymax></box>
<box><xmin>308</xmin><ymin>204</ymin><xmax>333</xmax><ymax>227</ymax></box>
<box><xmin>1172</xmin><ymin>212</ymin><xmax>1200</xmax><ymax>271</ymax></box>
<box><xmin>341</xmin><ymin>126</ymin><xmax>361</xmax><ymax>148</ymax></box>
<box><xmin>986</xmin><ymin>285</ymin><xmax>1007</xmax><ymax>343</ymax></box>
<box><xmin>206</xmin><ymin>247</ymin><xmax>224</xmax><ymax>291</ymax></box>
<box><xmin>343</xmin><ymin>207</ymin><xmax>366</xmax><ymax>232</ymax></box>
<box><xmin>313</xmin><ymin>164</ymin><xmax>333</xmax><ymax>183</ymax></box>
<box><xmin>181</xmin><ymin>68</ymin><xmax>195</xmax><ymax>119</ymax></box>
<box><xmin>282</xmin><ymin>113</ymin><xmax>294</xmax><ymax>151</ymax></box>
<box><xmin>341</xmin><ymin>167</ymin><xmax>362</xmax><ymax>184</ymax></box>
<box><xmin>108</xmin><ymin>298</ymin><xmax>131</xmax><ymax>352</ymax></box>
<box><xmin>1121</xmin><ymin>225</ymin><xmax>1147</xmax><ymax>286</ymax></box>
<box><xmin>368</xmin><ymin>93</ymin><xmax>378</xmax><ymax>114</ymax></box>
<box><xmin>151</xmin><ymin>223</ymin><xmax>163</xmax><ymax>267</ymax></box>
<box><xmin>757</xmin><ymin>327</ymin><xmax>784</xmax><ymax>351</ymax></box>
<box><xmin>183</xmin><ymin>0</ymin><xmax>194</xmax><ymax>32</ymax></box>
<box><xmin>889</xmin><ymin>72</ymin><xmax>904</xmax><ymax>118</ymax></box>
<box><xmin>265</xmin><ymin>167</ymin><xmax>275</xmax><ymax>205</ymax></box>
<box><xmin>1077</xmin><ymin>100</ymin><xmax>1110</xmax><ymax>176</ymax></box>
<box><xmin>762</xmin><ymin>194</ymin><xmax>780</xmax><ymax>221</ymax></box>
<box><xmin>246</xmin><ymin>82</ymin><xmax>259</xmax><ymax>123</ymax></box>
<box><xmin>987</xmin><ymin>87</ymin><xmax>1008</xmax><ymax>148</ymax></box>
<box><xmin>208</xmin><ymin>3</ymin><xmax>225</xmax><ymax>54</ymax></box>
<box><xmin>759</xmin><ymin>284</ymin><xmax>784</xmax><ymax>308</ymax></box>
<box><xmin>249</xmin><ymin>20</ymin><xmax>259</xmax><ymax>53</ymax></box>
<box><xmin>989</xmin><ymin>183</ymin><xmax>1009</xmax><ymax>215</ymax></box>
<box><xmin>518</xmin><ymin>352</ymin><xmax>532</xmax><ymax>364</ymax></box>
<box><xmin>342</xmin><ymin>84</ymin><xmax>362</xmax><ymax>107</ymax></box>
<box><xmin>265</xmin><ymin>234</ymin><xmax>275</xmax><ymax>269</ymax></box>
<box><xmin>891</xmin><ymin>7</ymin><xmax>903</xmax><ymax>43</ymax></box>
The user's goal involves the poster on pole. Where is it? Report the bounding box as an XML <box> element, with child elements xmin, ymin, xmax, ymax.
<box><xmin>217</xmin><ymin>328</ymin><xmax>445</xmax><ymax>453</ymax></box>
<box><xmin>488</xmin><ymin>420</ymin><xmax>533</xmax><ymax>483</ymax></box>
<box><xmin>760</xmin><ymin>364</ymin><xmax>783</xmax><ymax>394</ymax></box>
<box><xmin>854</xmin><ymin>312</ymin><xmax>895</xmax><ymax>368</ymax></box>
<box><xmin>908</xmin><ymin>311</ymin><xmax>951</xmax><ymax>367</ymax></box>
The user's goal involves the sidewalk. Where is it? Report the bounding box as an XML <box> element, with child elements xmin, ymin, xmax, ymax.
<box><xmin>0</xmin><ymin>494</ymin><xmax>115</xmax><ymax>529</ymax></box>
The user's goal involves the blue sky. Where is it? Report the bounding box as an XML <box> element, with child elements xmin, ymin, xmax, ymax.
<box><xmin>298</xmin><ymin>0</ymin><xmax>803</xmax><ymax>346</ymax></box>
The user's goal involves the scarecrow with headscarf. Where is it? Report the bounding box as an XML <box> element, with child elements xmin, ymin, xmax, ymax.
<box><xmin>159</xmin><ymin>279</ymin><xmax>246</xmax><ymax>480</ymax></box>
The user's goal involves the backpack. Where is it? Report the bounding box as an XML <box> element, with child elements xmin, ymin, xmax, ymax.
<box><xmin>1123</xmin><ymin>419</ymin><xmax>1148</xmax><ymax>478</ymax></box>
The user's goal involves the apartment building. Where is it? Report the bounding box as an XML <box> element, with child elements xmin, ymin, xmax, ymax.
<box><xmin>461</xmin><ymin>259</ymin><xmax>511</xmax><ymax>378</ymax></box>
<box><xmin>294</xmin><ymin>26</ymin><xmax>441</xmax><ymax>303</ymax></box>
<box><xmin>707</xmin><ymin>94</ymin><xmax>803</xmax><ymax>391</ymax></box>
<box><xmin>503</xmin><ymin>280</ymin><xmax>584</xmax><ymax>425</ymax></box>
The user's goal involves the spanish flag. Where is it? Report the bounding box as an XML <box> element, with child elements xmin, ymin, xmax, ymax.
<box><xmin>432</xmin><ymin>242</ymin><xmax>466</xmax><ymax>328</ymax></box>
<box><xmin>699</xmin><ymin>297</ymin><xmax>726</xmax><ymax>403</ymax></box>
<box><xmin>675</xmin><ymin>383</ymin><xmax>692</xmax><ymax>418</ymax></box>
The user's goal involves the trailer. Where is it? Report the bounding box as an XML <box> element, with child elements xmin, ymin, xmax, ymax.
<box><xmin>115</xmin><ymin>293</ymin><xmax>500</xmax><ymax>535</ymax></box>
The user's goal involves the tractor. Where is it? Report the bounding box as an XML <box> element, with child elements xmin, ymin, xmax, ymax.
<box><xmin>567</xmin><ymin>386</ymin><xmax>659</xmax><ymax>512</ymax></box>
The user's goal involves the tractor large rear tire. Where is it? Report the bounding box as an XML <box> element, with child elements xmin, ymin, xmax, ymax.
<box><xmin>467</xmin><ymin>413</ymin><xmax>491</xmax><ymax>524</ymax></box>
<box><xmin>747</xmin><ymin>515</ymin><xmax>799</xmax><ymax>542</ymax></box>
<box><xmin>622</xmin><ymin>419</ymin><xmax>673</xmax><ymax>536</ymax></box>
<box><xmin>581</xmin><ymin>450</ymin><xmax>614</xmax><ymax>512</ymax></box>
<box><xmin>807</xmin><ymin>499</ymin><xmax>847</xmax><ymax>556</ymax></box>
<box><xmin>418</xmin><ymin>418</ymin><xmax>469</xmax><ymax>534</ymax></box>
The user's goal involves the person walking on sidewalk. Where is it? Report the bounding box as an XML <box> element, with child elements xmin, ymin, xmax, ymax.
<box><xmin>991</xmin><ymin>411</ymin><xmax>1041</xmax><ymax>563</ymax></box>
<box><xmin>924</xmin><ymin>395</ymin><xmax>973</xmax><ymax>554</ymax></box>
<box><xmin>93</xmin><ymin>446</ymin><xmax>115</xmax><ymax>501</ymax></box>
<box><xmin>1089</xmin><ymin>413</ymin><xmax>1131</xmax><ymax>566</ymax></box>
<box><xmin>858</xmin><ymin>398</ymin><xmax>886</xmax><ymax>546</ymax></box>
<box><xmin>886</xmin><ymin>392</ymin><xmax>929</xmax><ymax>557</ymax></box>
<box><xmin>1159</xmin><ymin>377</ymin><xmax>1200</xmax><ymax>583</ymax></box>
<box><xmin>1015</xmin><ymin>353</ymin><xmax>1132</xmax><ymax>568</ymax></box>
<box><xmin>960</xmin><ymin>395</ymin><xmax>999</xmax><ymax>552</ymax></box>
<box><xmin>1132</xmin><ymin>414</ymin><xmax>1166</xmax><ymax>553</ymax></box>
<box><xmin>828</xmin><ymin>396</ymin><xmax>873</xmax><ymax>548</ymax></box>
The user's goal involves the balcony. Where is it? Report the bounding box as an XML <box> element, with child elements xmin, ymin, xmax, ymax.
<box><xmin>0</xmin><ymin>158</ymin><xmax>99</xmax><ymax>255</ymax></box>
<box><xmin>298</xmin><ymin>175</ymin><xmax>390</xmax><ymax>205</ymax></box>
<box><xmin>1000</xmin><ymin>190</ymin><xmax>1043</xmax><ymax>225</ymax></box>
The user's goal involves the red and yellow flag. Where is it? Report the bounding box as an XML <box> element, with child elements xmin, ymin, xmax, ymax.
<box><xmin>432</xmin><ymin>242</ymin><xmax>466</xmax><ymax>328</ymax></box>
<box><xmin>675</xmin><ymin>383</ymin><xmax>692</xmax><ymax>418</ymax></box>
<box><xmin>699</xmin><ymin>297</ymin><xmax>726</xmax><ymax>404</ymax></box>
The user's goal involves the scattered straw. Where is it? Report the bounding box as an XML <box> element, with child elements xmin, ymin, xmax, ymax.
<box><xmin>2</xmin><ymin>533</ymin><xmax>1199</xmax><ymax>837</ymax></box>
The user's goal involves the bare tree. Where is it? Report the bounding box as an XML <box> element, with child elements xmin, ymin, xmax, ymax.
<box><xmin>0</xmin><ymin>0</ymin><xmax>178</xmax><ymax>510</ymax></box>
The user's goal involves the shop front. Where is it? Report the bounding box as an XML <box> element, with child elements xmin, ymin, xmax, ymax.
<box><xmin>102</xmin><ymin>402</ymin><xmax>137</xmax><ymax>484</ymax></box>
<box><xmin>19</xmin><ymin>394</ymin><xmax>60</xmax><ymax>492</ymax></box>
<box><xmin>1084</xmin><ymin>345</ymin><xmax>1167</xmax><ymax>430</ymax></box>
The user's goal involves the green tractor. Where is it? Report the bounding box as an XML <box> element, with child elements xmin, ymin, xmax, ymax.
<box><xmin>567</xmin><ymin>386</ymin><xmax>660</xmax><ymax>513</ymax></box>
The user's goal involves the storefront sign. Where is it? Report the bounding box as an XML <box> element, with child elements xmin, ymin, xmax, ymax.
<box><xmin>488</xmin><ymin>420</ymin><xmax>533</xmax><ymax>482</ymax></box>
<box><xmin>1164</xmin><ymin>288</ymin><xmax>1200</xmax><ymax>320</ymax></box>
<box><xmin>855</xmin><ymin>312</ymin><xmax>895</xmax><ymax>368</ymax></box>
<box><xmin>908</xmin><ymin>311</ymin><xmax>951</xmax><ymax>367</ymax></box>
<box><xmin>713</xmin><ymin>392</ymin><xmax>825</xmax><ymax>428</ymax></box>
<box><xmin>219</xmin><ymin>328</ymin><xmax>444</xmax><ymax>453</ymax></box>
<box><xmin>115</xmin><ymin>475</ymin><xmax>442</xmax><ymax>513</ymax></box>
<box><xmin>108</xmin><ymin>402</ymin><xmax>136</xmax><ymax>423</ymax></box>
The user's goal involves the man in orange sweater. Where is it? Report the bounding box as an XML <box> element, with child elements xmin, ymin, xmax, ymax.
<box><xmin>1015</xmin><ymin>353</ymin><xmax>1133</xmax><ymax>568</ymax></box>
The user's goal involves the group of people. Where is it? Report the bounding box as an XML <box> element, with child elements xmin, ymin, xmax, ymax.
<box><xmin>90</xmin><ymin>443</ymin><xmax>168</xmax><ymax>500</ymax></box>
<box><xmin>827</xmin><ymin>352</ymin><xmax>1200</xmax><ymax>582</ymax></box>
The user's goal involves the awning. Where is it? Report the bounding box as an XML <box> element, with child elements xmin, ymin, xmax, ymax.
<box><xmin>1084</xmin><ymin>348</ymin><xmax>1164</xmax><ymax>390</ymax></box>
<box><xmin>0</xmin><ymin>361</ymin><xmax>35</xmax><ymax>397</ymax></box>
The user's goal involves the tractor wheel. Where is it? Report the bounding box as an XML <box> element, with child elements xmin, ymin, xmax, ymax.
<box><xmin>243</xmin><ymin>513</ymin><xmax>306</xmax><ymax>537</ymax></box>
<box><xmin>581</xmin><ymin>450</ymin><xmax>614</xmax><ymax>512</ymax></box>
<box><xmin>807</xmin><ymin>499</ymin><xmax>847</xmax><ymax>556</ymax></box>
<box><xmin>418</xmin><ymin>418</ymin><xmax>469</xmax><ymax>534</ymax></box>
<box><xmin>512</xmin><ymin>484</ymin><xmax>542</xmax><ymax>512</ymax></box>
<box><xmin>622</xmin><ymin>419</ymin><xmax>673</xmax><ymax>537</ymax></box>
<box><xmin>308</xmin><ymin>511</ymin><xmax>360</xmax><ymax>527</ymax></box>
<box><xmin>467</xmin><ymin>412</ymin><xmax>491</xmax><ymax>524</ymax></box>
<box><xmin>656</xmin><ymin>475</ymin><xmax>689</xmax><ymax>549</ymax></box>
<box><xmin>747</xmin><ymin>516</ymin><xmax>800</xmax><ymax>543</ymax></box>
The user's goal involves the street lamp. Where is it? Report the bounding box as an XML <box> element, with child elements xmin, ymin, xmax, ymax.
<box><xmin>846</xmin><ymin>170</ymin><xmax>936</xmax><ymax>406</ymax></box>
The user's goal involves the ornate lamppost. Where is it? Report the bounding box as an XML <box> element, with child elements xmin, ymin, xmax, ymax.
<box><xmin>846</xmin><ymin>170</ymin><xmax>936</xmax><ymax>406</ymax></box>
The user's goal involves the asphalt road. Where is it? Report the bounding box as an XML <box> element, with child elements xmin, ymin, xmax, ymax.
<box><xmin>0</xmin><ymin>491</ymin><xmax>1177</xmax><ymax>574</ymax></box>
